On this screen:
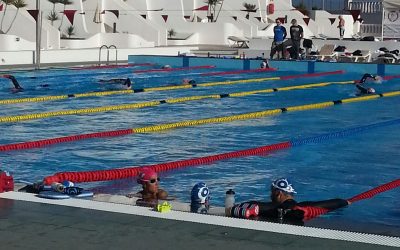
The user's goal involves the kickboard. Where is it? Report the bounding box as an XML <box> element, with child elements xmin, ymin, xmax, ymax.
<box><xmin>37</xmin><ymin>190</ymin><xmax>94</xmax><ymax>199</ymax></box>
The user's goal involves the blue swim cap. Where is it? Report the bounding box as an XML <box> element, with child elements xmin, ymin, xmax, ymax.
<box><xmin>271</xmin><ymin>178</ymin><xmax>297</xmax><ymax>194</ymax></box>
<box><xmin>191</xmin><ymin>182</ymin><xmax>210</xmax><ymax>204</ymax></box>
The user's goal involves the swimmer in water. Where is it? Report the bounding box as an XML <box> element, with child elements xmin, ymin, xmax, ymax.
<box><xmin>1</xmin><ymin>74</ymin><xmax>24</xmax><ymax>93</ymax></box>
<box><xmin>355</xmin><ymin>74</ymin><xmax>380</xmax><ymax>95</ymax></box>
<box><xmin>260</xmin><ymin>59</ymin><xmax>270</xmax><ymax>69</ymax></box>
<box><xmin>182</xmin><ymin>78</ymin><xmax>196</xmax><ymax>85</ymax></box>
<box><xmin>358</xmin><ymin>73</ymin><xmax>382</xmax><ymax>84</ymax></box>
<box><xmin>98</xmin><ymin>78</ymin><xmax>132</xmax><ymax>90</ymax></box>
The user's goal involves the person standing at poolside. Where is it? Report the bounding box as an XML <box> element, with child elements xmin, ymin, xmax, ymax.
<box><xmin>338</xmin><ymin>15</ymin><xmax>345</xmax><ymax>40</ymax></box>
<box><xmin>289</xmin><ymin>19</ymin><xmax>303</xmax><ymax>60</ymax></box>
<box><xmin>270</xmin><ymin>18</ymin><xmax>287</xmax><ymax>59</ymax></box>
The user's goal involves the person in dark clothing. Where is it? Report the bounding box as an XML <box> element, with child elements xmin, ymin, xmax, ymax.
<box><xmin>355</xmin><ymin>74</ymin><xmax>382</xmax><ymax>95</ymax></box>
<box><xmin>229</xmin><ymin>178</ymin><xmax>350</xmax><ymax>224</ymax></box>
<box><xmin>289</xmin><ymin>19</ymin><xmax>304</xmax><ymax>60</ymax></box>
<box><xmin>98</xmin><ymin>78</ymin><xmax>132</xmax><ymax>90</ymax></box>
<box><xmin>270</xmin><ymin>18</ymin><xmax>287</xmax><ymax>59</ymax></box>
<box><xmin>1</xmin><ymin>74</ymin><xmax>24</xmax><ymax>92</ymax></box>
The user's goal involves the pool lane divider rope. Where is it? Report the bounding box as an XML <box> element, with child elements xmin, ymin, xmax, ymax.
<box><xmin>42</xmin><ymin>119</ymin><xmax>400</xmax><ymax>184</ymax></box>
<box><xmin>0</xmin><ymin>70</ymin><xmax>345</xmax><ymax>105</ymax></box>
<box><xmin>2</xmin><ymin>90</ymin><xmax>400</xmax><ymax>152</ymax></box>
<box><xmin>0</xmin><ymin>80</ymin><xmax>358</xmax><ymax>123</ymax></box>
<box><xmin>133</xmin><ymin>65</ymin><xmax>216</xmax><ymax>73</ymax></box>
<box><xmin>200</xmin><ymin>68</ymin><xmax>277</xmax><ymax>76</ymax></box>
<box><xmin>71</xmin><ymin>63</ymin><xmax>155</xmax><ymax>70</ymax></box>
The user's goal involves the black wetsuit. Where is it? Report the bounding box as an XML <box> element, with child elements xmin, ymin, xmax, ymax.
<box><xmin>356</xmin><ymin>84</ymin><xmax>370</xmax><ymax>94</ymax></box>
<box><xmin>3</xmin><ymin>75</ymin><xmax>23</xmax><ymax>90</ymax></box>
<box><xmin>236</xmin><ymin>198</ymin><xmax>348</xmax><ymax>224</ymax></box>
<box><xmin>359</xmin><ymin>73</ymin><xmax>375</xmax><ymax>84</ymax></box>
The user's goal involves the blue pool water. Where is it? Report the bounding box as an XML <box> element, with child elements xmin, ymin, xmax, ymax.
<box><xmin>0</xmin><ymin>64</ymin><xmax>399</xmax><ymax>235</ymax></box>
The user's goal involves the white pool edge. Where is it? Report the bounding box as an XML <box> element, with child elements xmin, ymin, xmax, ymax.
<box><xmin>0</xmin><ymin>191</ymin><xmax>399</xmax><ymax>247</ymax></box>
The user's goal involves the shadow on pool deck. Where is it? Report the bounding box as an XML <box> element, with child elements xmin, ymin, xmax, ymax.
<box><xmin>0</xmin><ymin>198</ymin><xmax>398</xmax><ymax>250</ymax></box>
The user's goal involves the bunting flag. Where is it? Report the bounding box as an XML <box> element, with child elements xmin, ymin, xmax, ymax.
<box><xmin>63</xmin><ymin>10</ymin><xmax>77</xmax><ymax>25</ymax></box>
<box><xmin>232</xmin><ymin>16</ymin><xmax>237</xmax><ymax>21</ymax></box>
<box><xmin>184</xmin><ymin>15</ymin><xmax>191</xmax><ymax>19</ymax></box>
<box><xmin>105</xmin><ymin>10</ymin><xmax>119</xmax><ymax>19</ymax></box>
<box><xmin>254</xmin><ymin>17</ymin><xmax>261</xmax><ymax>22</ymax></box>
<box><xmin>349</xmin><ymin>9</ymin><xmax>361</xmax><ymax>23</ymax></box>
<box><xmin>303</xmin><ymin>17</ymin><xmax>310</xmax><ymax>25</ymax></box>
<box><xmin>278</xmin><ymin>17</ymin><xmax>285</xmax><ymax>24</ymax></box>
<box><xmin>0</xmin><ymin>4</ymin><xmax>3</xmax><ymax>11</ymax></box>
<box><xmin>141</xmin><ymin>14</ymin><xmax>147</xmax><ymax>19</ymax></box>
<box><xmin>194</xmin><ymin>5</ymin><xmax>208</xmax><ymax>11</ymax></box>
<box><xmin>27</xmin><ymin>10</ymin><xmax>39</xmax><ymax>21</ymax></box>
<box><xmin>296</xmin><ymin>9</ymin><xmax>308</xmax><ymax>16</ymax></box>
<box><xmin>328</xmin><ymin>17</ymin><xmax>336</xmax><ymax>25</ymax></box>
<box><xmin>162</xmin><ymin>15</ymin><xmax>168</xmax><ymax>22</ymax></box>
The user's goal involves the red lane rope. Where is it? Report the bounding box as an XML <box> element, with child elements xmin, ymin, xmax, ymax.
<box><xmin>299</xmin><ymin>178</ymin><xmax>400</xmax><ymax>220</ymax></box>
<box><xmin>200</xmin><ymin>68</ymin><xmax>277</xmax><ymax>76</ymax></box>
<box><xmin>0</xmin><ymin>129</ymin><xmax>133</xmax><ymax>152</ymax></box>
<box><xmin>280</xmin><ymin>70</ymin><xmax>344</xmax><ymax>80</ymax></box>
<box><xmin>133</xmin><ymin>65</ymin><xmax>215</xmax><ymax>73</ymax></box>
<box><xmin>347</xmin><ymin>179</ymin><xmax>400</xmax><ymax>203</ymax></box>
<box><xmin>43</xmin><ymin>141</ymin><xmax>291</xmax><ymax>184</ymax></box>
<box><xmin>71</xmin><ymin>63</ymin><xmax>154</xmax><ymax>70</ymax></box>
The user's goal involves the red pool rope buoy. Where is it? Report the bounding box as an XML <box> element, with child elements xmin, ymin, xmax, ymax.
<box><xmin>133</xmin><ymin>65</ymin><xmax>215</xmax><ymax>73</ymax></box>
<box><xmin>200</xmin><ymin>68</ymin><xmax>277</xmax><ymax>76</ymax></box>
<box><xmin>347</xmin><ymin>179</ymin><xmax>400</xmax><ymax>203</ymax></box>
<box><xmin>43</xmin><ymin>141</ymin><xmax>291</xmax><ymax>184</ymax></box>
<box><xmin>0</xmin><ymin>129</ymin><xmax>133</xmax><ymax>151</ymax></box>
<box><xmin>299</xmin><ymin>178</ymin><xmax>400</xmax><ymax>220</ymax></box>
<box><xmin>71</xmin><ymin>63</ymin><xmax>154</xmax><ymax>70</ymax></box>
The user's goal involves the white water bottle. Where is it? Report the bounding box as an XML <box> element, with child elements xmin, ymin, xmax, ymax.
<box><xmin>225</xmin><ymin>189</ymin><xmax>235</xmax><ymax>215</ymax></box>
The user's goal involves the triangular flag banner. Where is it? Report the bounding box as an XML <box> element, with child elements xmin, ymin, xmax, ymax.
<box><xmin>141</xmin><ymin>15</ymin><xmax>147</xmax><ymax>19</ymax></box>
<box><xmin>255</xmin><ymin>17</ymin><xmax>261</xmax><ymax>22</ymax></box>
<box><xmin>349</xmin><ymin>10</ymin><xmax>361</xmax><ymax>23</ymax></box>
<box><xmin>100</xmin><ymin>10</ymin><xmax>105</xmax><ymax>14</ymax></box>
<box><xmin>194</xmin><ymin>5</ymin><xmax>208</xmax><ymax>11</ymax></box>
<box><xmin>27</xmin><ymin>10</ymin><xmax>39</xmax><ymax>21</ymax></box>
<box><xmin>106</xmin><ymin>10</ymin><xmax>119</xmax><ymax>19</ymax></box>
<box><xmin>329</xmin><ymin>18</ymin><xmax>336</xmax><ymax>25</ymax></box>
<box><xmin>162</xmin><ymin>15</ymin><xmax>168</xmax><ymax>22</ymax></box>
<box><xmin>184</xmin><ymin>15</ymin><xmax>190</xmax><ymax>19</ymax></box>
<box><xmin>0</xmin><ymin>4</ymin><xmax>3</xmax><ymax>12</ymax></box>
<box><xmin>303</xmin><ymin>17</ymin><xmax>310</xmax><ymax>25</ymax></box>
<box><xmin>63</xmin><ymin>10</ymin><xmax>77</xmax><ymax>25</ymax></box>
<box><xmin>278</xmin><ymin>17</ymin><xmax>285</xmax><ymax>24</ymax></box>
<box><xmin>232</xmin><ymin>16</ymin><xmax>237</xmax><ymax>21</ymax></box>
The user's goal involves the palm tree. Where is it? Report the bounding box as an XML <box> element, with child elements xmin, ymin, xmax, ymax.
<box><xmin>204</xmin><ymin>0</ymin><xmax>223</xmax><ymax>22</ymax></box>
<box><xmin>48</xmin><ymin>0</ymin><xmax>60</xmax><ymax>26</ymax></box>
<box><xmin>66</xmin><ymin>25</ymin><xmax>74</xmax><ymax>38</ymax></box>
<box><xmin>58</xmin><ymin>0</ymin><xmax>73</xmax><ymax>30</ymax></box>
<box><xmin>0</xmin><ymin>0</ymin><xmax>15</xmax><ymax>32</ymax></box>
<box><xmin>243</xmin><ymin>3</ymin><xmax>257</xmax><ymax>20</ymax></box>
<box><xmin>4</xmin><ymin>0</ymin><xmax>27</xmax><ymax>34</ymax></box>
<box><xmin>47</xmin><ymin>11</ymin><xmax>59</xmax><ymax>25</ymax></box>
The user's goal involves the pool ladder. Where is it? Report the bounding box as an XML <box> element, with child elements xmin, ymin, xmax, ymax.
<box><xmin>99</xmin><ymin>45</ymin><xmax>118</xmax><ymax>65</ymax></box>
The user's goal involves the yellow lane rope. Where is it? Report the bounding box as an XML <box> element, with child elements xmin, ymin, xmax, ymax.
<box><xmin>0</xmin><ymin>76</ymin><xmax>292</xmax><ymax>105</ymax></box>
<box><xmin>0</xmin><ymin>81</ymin><xmax>355</xmax><ymax>123</ymax></box>
<box><xmin>130</xmin><ymin>90</ymin><xmax>400</xmax><ymax>133</ymax></box>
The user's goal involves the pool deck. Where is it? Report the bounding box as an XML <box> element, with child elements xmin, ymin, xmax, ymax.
<box><xmin>0</xmin><ymin>191</ymin><xmax>399</xmax><ymax>250</ymax></box>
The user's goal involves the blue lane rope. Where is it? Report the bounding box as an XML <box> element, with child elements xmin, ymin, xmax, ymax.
<box><xmin>290</xmin><ymin>119</ymin><xmax>400</xmax><ymax>147</ymax></box>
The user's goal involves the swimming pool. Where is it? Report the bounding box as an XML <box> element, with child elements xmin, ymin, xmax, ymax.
<box><xmin>0</xmin><ymin>60</ymin><xmax>399</xmax><ymax>236</ymax></box>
